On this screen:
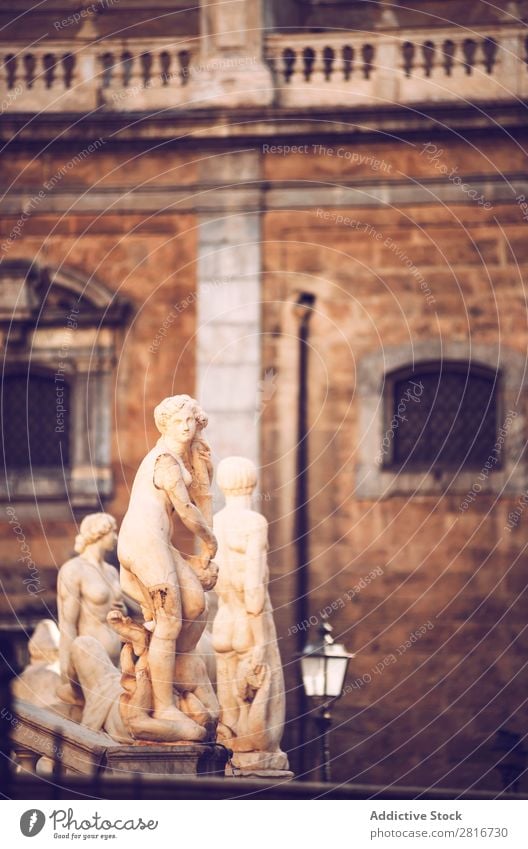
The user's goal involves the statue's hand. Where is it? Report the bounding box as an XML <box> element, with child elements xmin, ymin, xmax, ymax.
<box><xmin>188</xmin><ymin>555</ymin><xmax>219</xmax><ymax>591</ymax></box>
<box><xmin>204</xmin><ymin>530</ymin><xmax>217</xmax><ymax>560</ymax></box>
<box><xmin>247</xmin><ymin>648</ymin><xmax>268</xmax><ymax>690</ymax></box>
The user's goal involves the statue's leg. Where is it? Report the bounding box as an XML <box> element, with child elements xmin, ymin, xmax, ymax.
<box><xmin>120</xmin><ymin>566</ymin><xmax>155</xmax><ymax>630</ymax></box>
<box><xmin>230</xmin><ymin>665</ymin><xmax>272</xmax><ymax>752</ymax></box>
<box><xmin>69</xmin><ymin>637</ymin><xmax>122</xmax><ymax>733</ymax></box>
<box><xmin>174</xmin><ymin>555</ymin><xmax>207</xmax><ymax>652</ymax></box>
<box><xmin>174</xmin><ymin>651</ymin><xmax>220</xmax><ymax>737</ymax></box>
<box><xmin>216</xmin><ymin>651</ymin><xmax>240</xmax><ymax>736</ymax></box>
<box><xmin>146</xmin><ymin>578</ymin><xmax>183</xmax><ymax>721</ymax></box>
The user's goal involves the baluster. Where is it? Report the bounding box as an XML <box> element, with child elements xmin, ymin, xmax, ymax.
<box><xmin>282</xmin><ymin>47</ymin><xmax>296</xmax><ymax>84</ymax></box>
<box><xmin>15</xmin><ymin>748</ymin><xmax>39</xmax><ymax>775</ymax></box>
<box><xmin>179</xmin><ymin>50</ymin><xmax>191</xmax><ymax>86</ymax></box>
<box><xmin>463</xmin><ymin>38</ymin><xmax>477</xmax><ymax>75</ymax></box>
<box><xmin>122</xmin><ymin>51</ymin><xmax>133</xmax><ymax>87</ymax></box>
<box><xmin>362</xmin><ymin>43</ymin><xmax>374</xmax><ymax>79</ymax></box>
<box><xmin>100</xmin><ymin>52</ymin><xmax>114</xmax><ymax>88</ymax></box>
<box><xmin>342</xmin><ymin>45</ymin><xmax>354</xmax><ymax>81</ymax></box>
<box><xmin>43</xmin><ymin>53</ymin><xmax>55</xmax><ymax>89</ymax></box>
<box><xmin>482</xmin><ymin>37</ymin><xmax>498</xmax><ymax>74</ymax></box>
<box><xmin>62</xmin><ymin>53</ymin><xmax>75</xmax><ymax>89</ymax></box>
<box><xmin>4</xmin><ymin>54</ymin><xmax>17</xmax><ymax>89</ymax></box>
<box><xmin>140</xmin><ymin>52</ymin><xmax>152</xmax><ymax>87</ymax></box>
<box><xmin>159</xmin><ymin>50</ymin><xmax>171</xmax><ymax>86</ymax></box>
<box><xmin>302</xmin><ymin>47</ymin><xmax>315</xmax><ymax>82</ymax></box>
<box><xmin>422</xmin><ymin>41</ymin><xmax>435</xmax><ymax>77</ymax></box>
<box><xmin>322</xmin><ymin>46</ymin><xmax>335</xmax><ymax>81</ymax></box>
<box><xmin>402</xmin><ymin>41</ymin><xmax>415</xmax><ymax>77</ymax></box>
<box><xmin>442</xmin><ymin>39</ymin><xmax>456</xmax><ymax>76</ymax></box>
<box><xmin>24</xmin><ymin>53</ymin><xmax>36</xmax><ymax>89</ymax></box>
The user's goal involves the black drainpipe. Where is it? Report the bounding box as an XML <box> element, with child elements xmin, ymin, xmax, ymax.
<box><xmin>294</xmin><ymin>291</ymin><xmax>315</xmax><ymax>777</ymax></box>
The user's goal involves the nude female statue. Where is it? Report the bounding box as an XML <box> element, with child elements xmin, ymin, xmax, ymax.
<box><xmin>57</xmin><ymin>512</ymin><xmax>126</xmax><ymax>703</ymax></box>
<box><xmin>117</xmin><ymin>394</ymin><xmax>218</xmax><ymax>727</ymax></box>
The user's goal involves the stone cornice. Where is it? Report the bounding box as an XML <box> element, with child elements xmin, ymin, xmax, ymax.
<box><xmin>1</xmin><ymin>102</ymin><xmax>527</xmax><ymax>144</ymax></box>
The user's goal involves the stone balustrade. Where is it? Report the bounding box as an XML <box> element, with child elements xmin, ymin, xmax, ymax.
<box><xmin>265</xmin><ymin>26</ymin><xmax>528</xmax><ymax>107</ymax></box>
<box><xmin>0</xmin><ymin>25</ymin><xmax>526</xmax><ymax>113</ymax></box>
<box><xmin>0</xmin><ymin>39</ymin><xmax>198</xmax><ymax>113</ymax></box>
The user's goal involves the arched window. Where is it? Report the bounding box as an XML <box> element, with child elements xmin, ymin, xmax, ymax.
<box><xmin>1</xmin><ymin>370</ymin><xmax>70</xmax><ymax>472</ymax></box>
<box><xmin>0</xmin><ymin>260</ymin><xmax>130</xmax><ymax>505</ymax></box>
<box><xmin>385</xmin><ymin>361</ymin><xmax>499</xmax><ymax>470</ymax></box>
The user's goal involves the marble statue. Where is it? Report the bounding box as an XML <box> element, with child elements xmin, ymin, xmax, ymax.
<box><xmin>212</xmin><ymin>456</ymin><xmax>290</xmax><ymax>773</ymax></box>
<box><xmin>60</xmin><ymin>606</ymin><xmax>218</xmax><ymax>743</ymax></box>
<box><xmin>57</xmin><ymin>512</ymin><xmax>126</xmax><ymax>708</ymax></box>
<box><xmin>11</xmin><ymin>620</ymin><xmax>61</xmax><ymax>710</ymax></box>
<box><xmin>116</xmin><ymin>394</ymin><xmax>219</xmax><ymax>734</ymax></box>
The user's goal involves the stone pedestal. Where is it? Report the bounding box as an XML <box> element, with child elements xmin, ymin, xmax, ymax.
<box><xmin>105</xmin><ymin>742</ymin><xmax>229</xmax><ymax>777</ymax></box>
<box><xmin>12</xmin><ymin>699</ymin><xmax>229</xmax><ymax>778</ymax></box>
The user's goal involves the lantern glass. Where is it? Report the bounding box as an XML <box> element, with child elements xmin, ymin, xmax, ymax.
<box><xmin>301</xmin><ymin>654</ymin><xmax>326</xmax><ymax>697</ymax></box>
<box><xmin>300</xmin><ymin>651</ymin><xmax>350</xmax><ymax>699</ymax></box>
<box><xmin>325</xmin><ymin>655</ymin><xmax>349</xmax><ymax>697</ymax></box>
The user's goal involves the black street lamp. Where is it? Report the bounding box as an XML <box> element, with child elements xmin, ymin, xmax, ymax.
<box><xmin>300</xmin><ymin>622</ymin><xmax>353</xmax><ymax>782</ymax></box>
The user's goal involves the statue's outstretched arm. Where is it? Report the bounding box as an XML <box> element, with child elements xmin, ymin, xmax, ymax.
<box><xmin>154</xmin><ymin>454</ymin><xmax>217</xmax><ymax>557</ymax></box>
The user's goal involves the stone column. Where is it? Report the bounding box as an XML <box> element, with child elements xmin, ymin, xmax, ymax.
<box><xmin>196</xmin><ymin>152</ymin><xmax>263</xmax><ymax>505</ymax></box>
<box><xmin>193</xmin><ymin>0</ymin><xmax>273</xmax><ymax>107</ymax></box>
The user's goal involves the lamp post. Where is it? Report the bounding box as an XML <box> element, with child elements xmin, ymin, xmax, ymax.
<box><xmin>300</xmin><ymin>622</ymin><xmax>353</xmax><ymax>783</ymax></box>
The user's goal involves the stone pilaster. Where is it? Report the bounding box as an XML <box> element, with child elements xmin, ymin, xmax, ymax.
<box><xmin>193</xmin><ymin>0</ymin><xmax>273</xmax><ymax>107</ymax></box>
<box><xmin>196</xmin><ymin>152</ymin><xmax>263</xmax><ymax>502</ymax></box>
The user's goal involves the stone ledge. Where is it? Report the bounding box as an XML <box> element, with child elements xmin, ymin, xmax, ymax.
<box><xmin>10</xmin><ymin>699</ymin><xmax>229</xmax><ymax>777</ymax></box>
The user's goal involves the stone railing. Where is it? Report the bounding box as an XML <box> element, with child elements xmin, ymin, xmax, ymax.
<box><xmin>265</xmin><ymin>26</ymin><xmax>528</xmax><ymax>107</ymax></box>
<box><xmin>9</xmin><ymin>698</ymin><xmax>229</xmax><ymax>777</ymax></box>
<box><xmin>0</xmin><ymin>39</ymin><xmax>199</xmax><ymax>113</ymax></box>
<box><xmin>1</xmin><ymin>26</ymin><xmax>526</xmax><ymax>114</ymax></box>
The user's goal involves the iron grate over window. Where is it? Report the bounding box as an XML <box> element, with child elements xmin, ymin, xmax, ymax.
<box><xmin>390</xmin><ymin>363</ymin><xmax>498</xmax><ymax>470</ymax></box>
<box><xmin>1</xmin><ymin>372</ymin><xmax>70</xmax><ymax>471</ymax></box>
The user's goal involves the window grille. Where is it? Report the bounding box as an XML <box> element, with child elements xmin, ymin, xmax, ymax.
<box><xmin>1</xmin><ymin>372</ymin><xmax>70</xmax><ymax>470</ymax></box>
<box><xmin>390</xmin><ymin>363</ymin><xmax>498</xmax><ymax>469</ymax></box>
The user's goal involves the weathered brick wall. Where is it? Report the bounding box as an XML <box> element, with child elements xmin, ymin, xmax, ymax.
<box><xmin>261</xmin><ymin>137</ymin><xmax>528</xmax><ymax>788</ymax></box>
<box><xmin>2</xmin><ymin>130</ymin><xmax>527</xmax><ymax>791</ymax></box>
<box><xmin>0</xmin><ymin>145</ymin><xmax>198</xmax><ymax>628</ymax></box>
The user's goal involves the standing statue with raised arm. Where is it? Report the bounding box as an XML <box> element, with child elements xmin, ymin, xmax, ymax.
<box><xmin>212</xmin><ymin>456</ymin><xmax>290</xmax><ymax>775</ymax></box>
<box><xmin>117</xmin><ymin>394</ymin><xmax>219</xmax><ymax>738</ymax></box>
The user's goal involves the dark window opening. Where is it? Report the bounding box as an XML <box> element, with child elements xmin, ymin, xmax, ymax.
<box><xmin>1</xmin><ymin>372</ymin><xmax>70</xmax><ymax>471</ymax></box>
<box><xmin>388</xmin><ymin>362</ymin><xmax>498</xmax><ymax>470</ymax></box>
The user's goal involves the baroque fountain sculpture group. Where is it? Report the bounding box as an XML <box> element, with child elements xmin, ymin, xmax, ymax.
<box><xmin>13</xmin><ymin>395</ymin><xmax>289</xmax><ymax>775</ymax></box>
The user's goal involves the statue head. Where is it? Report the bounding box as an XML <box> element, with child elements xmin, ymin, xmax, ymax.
<box><xmin>74</xmin><ymin>512</ymin><xmax>117</xmax><ymax>555</ymax></box>
<box><xmin>154</xmin><ymin>394</ymin><xmax>208</xmax><ymax>448</ymax></box>
<box><xmin>217</xmin><ymin>456</ymin><xmax>257</xmax><ymax>497</ymax></box>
